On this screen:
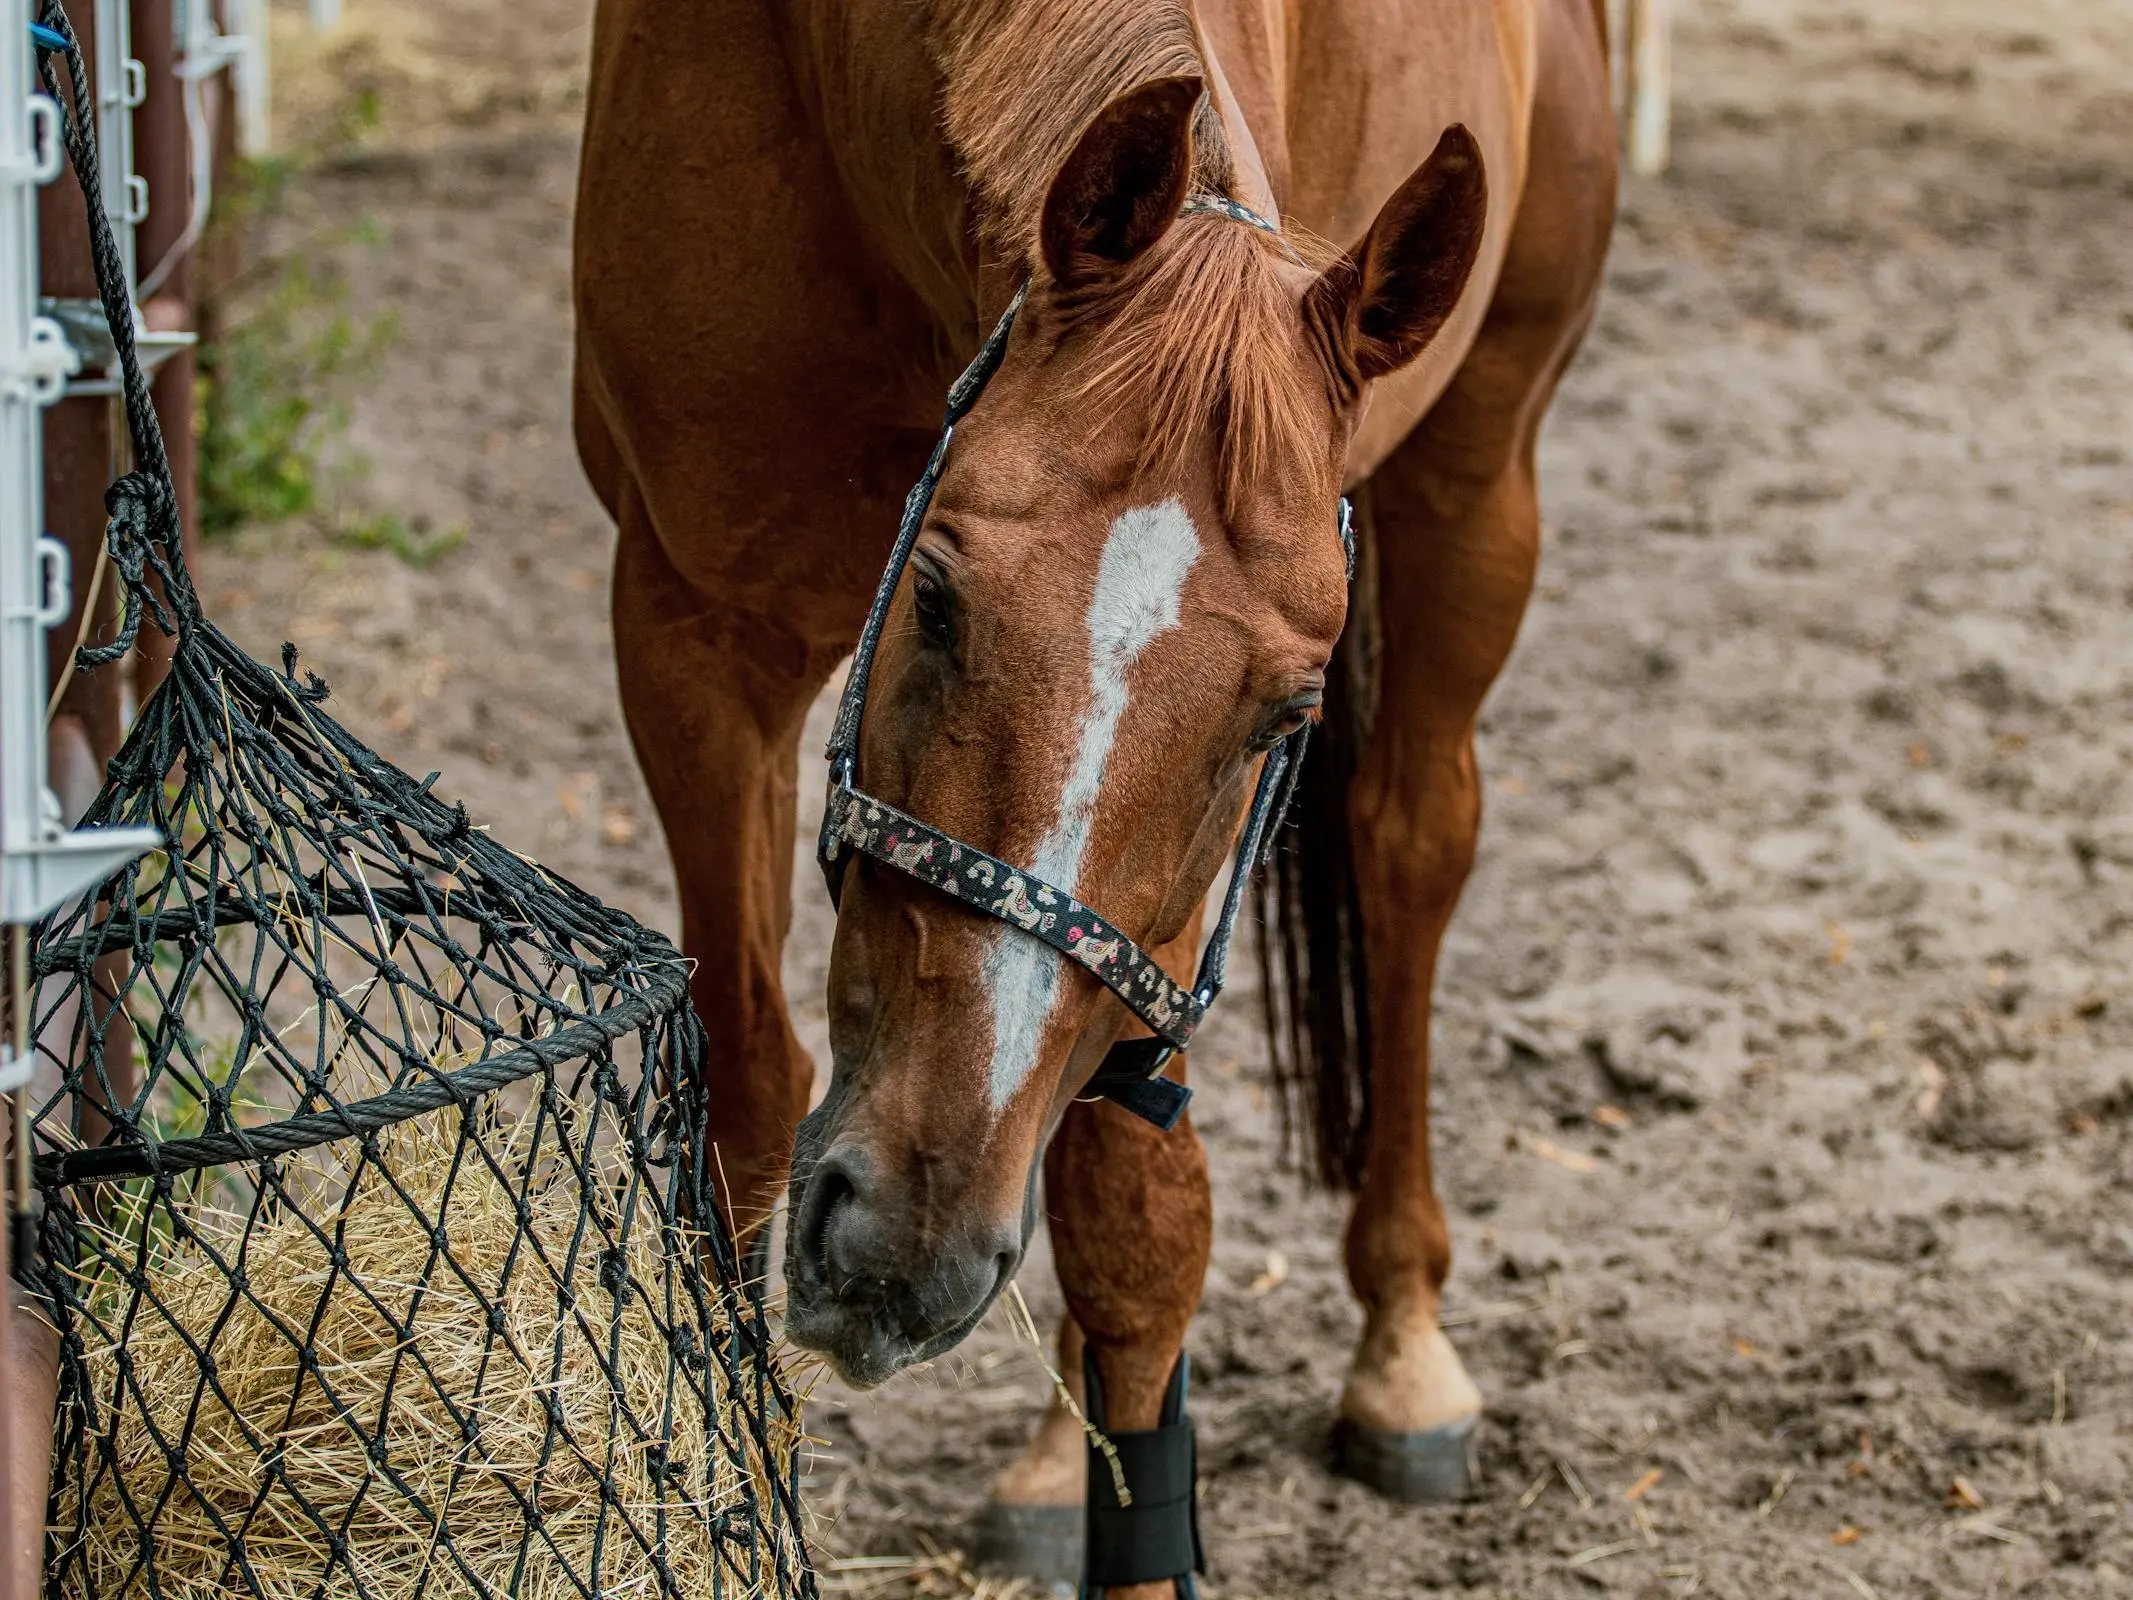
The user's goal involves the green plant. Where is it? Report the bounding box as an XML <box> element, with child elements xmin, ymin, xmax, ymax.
<box><xmin>193</xmin><ymin>174</ymin><xmax>460</xmax><ymax>564</ymax></box>
<box><xmin>333</xmin><ymin>508</ymin><xmax>466</xmax><ymax>567</ymax></box>
<box><xmin>195</xmin><ymin>247</ymin><xmax>400</xmax><ymax>541</ymax></box>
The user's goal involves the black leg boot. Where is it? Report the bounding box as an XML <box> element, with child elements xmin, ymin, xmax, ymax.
<box><xmin>1080</xmin><ymin>1348</ymin><xmax>1203</xmax><ymax>1599</ymax></box>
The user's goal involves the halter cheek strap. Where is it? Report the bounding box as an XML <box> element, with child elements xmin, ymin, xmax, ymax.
<box><xmin>819</xmin><ymin>202</ymin><xmax>1353</xmax><ymax>1131</ymax></box>
<box><xmin>820</xmin><ymin>282</ymin><xmax>1029</xmax><ymax>802</ymax></box>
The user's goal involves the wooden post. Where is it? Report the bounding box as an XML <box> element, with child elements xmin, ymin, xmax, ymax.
<box><xmin>4</xmin><ymin>928</ymin><xmax>61</xmax><ymax>1600</ymax></box>
<box><xmin>0</xmin><ymin>1182</ymin><xmax>14</xmax><ymax>1600</ymax></box>
<box><xmin>1</xmin><ymin>1250</ymin><xmax>58</xmax><ymax>1600</ymax></box>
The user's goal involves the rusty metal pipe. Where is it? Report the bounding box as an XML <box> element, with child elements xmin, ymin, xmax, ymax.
<box><xmin>2</xmin><ymin>1288</ymin><xmax>58</xmax><ymax>1600</ymax></box>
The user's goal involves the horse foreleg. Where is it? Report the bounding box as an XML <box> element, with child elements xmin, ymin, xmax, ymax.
<box><xmin>610</xmin><ymin>483</ymin><xmax>838</xmax><ymax>1253</ymax></box>
<box><xmin>1049</xmin><ymin>1081</ymin><xmax>1211</xmax><ymax>1600</ymax></box>
<box><xmin>1336</xmin><ymin>457</ymin><xmax>1532</xmax><ymax>1496</ymax></box>
<box><xmin>979</xmin><ymin>1044</ymin><xmax>1211</xmax><ymax>1598</ymax></box>
<box><xmin>976</xmin><ymin>1311</ymin><xmax>1088</xmax><ymax>1588</ymax></box>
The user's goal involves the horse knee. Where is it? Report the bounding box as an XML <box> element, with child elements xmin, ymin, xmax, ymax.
<box><xmin>1045</xmin><ymin>1099</ymin><xmax>1211</xmax><ymax>1424</ymax></box>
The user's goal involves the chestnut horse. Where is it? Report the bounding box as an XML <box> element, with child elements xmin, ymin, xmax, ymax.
<box><xmin>575</xmin><ymin>0</ymin><xmax>1614</xmax><ymax>1590</ymax></box>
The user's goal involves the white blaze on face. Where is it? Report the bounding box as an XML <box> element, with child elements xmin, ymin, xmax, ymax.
<box><xmin>982</xmin><ymin>499</ymin><xmax>1202</xmax><ymax>1112</ymax></box>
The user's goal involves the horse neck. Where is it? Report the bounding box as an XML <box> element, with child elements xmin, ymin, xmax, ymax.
<box><xmin>798</xmin><ymin>0</ymin><xmax>1288</xmax><ymax>342</ymax></box>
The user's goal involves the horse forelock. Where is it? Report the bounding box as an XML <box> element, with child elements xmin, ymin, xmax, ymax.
<box><xmin>930</xmin><ymin>1</ymin><xmax>1340</xmax><ymax>517</ymax></box>
<box><xmin>1069</xmin><ymin>215</ymin><xmax>1343</xmax><ymax>515</ymax></box>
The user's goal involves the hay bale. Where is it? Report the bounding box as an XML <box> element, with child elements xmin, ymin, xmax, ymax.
<box><xmin>49</xmin><ymin>1098</ymin><xmax>803</xmax><ymax>1600</ymax></box>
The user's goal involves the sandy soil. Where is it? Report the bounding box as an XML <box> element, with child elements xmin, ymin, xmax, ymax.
<box><xmin>209</xmin><ymin>0</ymin><xmax>2133</xmax><ymax>1594</ymax></box>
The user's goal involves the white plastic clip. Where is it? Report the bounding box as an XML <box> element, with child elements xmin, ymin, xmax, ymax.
<box><xmin>34</xmin><ymin>538</ymin><xmax>72</xmax><ymax>629</ymax></box>
<box><xmin>24</xmin><ymin>95</ymin><xmax>62</xmax><ymax>185</ymax></box>
<box><xmin>24</xmin><ymin>316</ymin><xmax>80</xmax><ymax>404</ymax></box>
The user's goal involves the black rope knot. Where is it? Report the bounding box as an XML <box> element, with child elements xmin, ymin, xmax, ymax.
<box><xmin>106</xmin><ymin>466</ymin><xmax>176</xmax><ymax>553</ymax></box>
<box><xmin>76</xmin><ymin>469</ymin><xmax>194</xmax><ymax>668</ymax></box>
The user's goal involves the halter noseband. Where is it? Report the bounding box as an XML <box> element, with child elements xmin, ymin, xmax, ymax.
<box><xmin>818</xmin><ymin>200</ymin><xmax>1352</xmax><ymax>1132</ymax></box>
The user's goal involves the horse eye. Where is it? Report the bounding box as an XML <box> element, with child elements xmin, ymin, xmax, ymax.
<box><xmin>1251</xmin><ymin>695</ymin><xmax>1321</xmax><ymax>752</ymax></box>
<box><xmin>912</xmin><ymin>569</ymin><xmax>953</xmax><ymax>646</ymax></box>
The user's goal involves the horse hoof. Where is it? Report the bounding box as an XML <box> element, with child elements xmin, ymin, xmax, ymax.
<box><xmin>970</xmin><ymin>1500</ymin><xmax>1082</xmax><ymax>1594</ymax></box>
<box><xmin>1332</xmin><ymin>1413</ymin><xmax>1481</xmax><ymax>1502</ymax></box>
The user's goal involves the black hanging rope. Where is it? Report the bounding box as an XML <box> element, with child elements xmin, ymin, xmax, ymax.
<box><xmin>35</xmin><ymin>0</ymin><xmax>196</xmax><ymax>664</ymax></box>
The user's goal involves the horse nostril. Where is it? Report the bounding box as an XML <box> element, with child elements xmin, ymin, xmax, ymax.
<box><xmin>809</xmin><ymin>1145</ymin><xmax>898</xmax><ymax>1299</ymax></box>
<box><xmin>798</xmin><ymin>1148</ymin><xmax>861</xmax><ymax>1282</ymax></box>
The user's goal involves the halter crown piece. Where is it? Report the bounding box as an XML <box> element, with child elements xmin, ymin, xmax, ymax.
<box><xmin>819</xmin><ymin>199</ymin><xmax>1354</xmax><ymax>1133</ymax></box>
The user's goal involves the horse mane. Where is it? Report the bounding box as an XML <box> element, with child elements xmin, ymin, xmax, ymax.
<box><xmin>933</xmin><ymin>0</ymin><xmax>1214</xmax><ymax>253</ymax></box>
<box><xmin>931</xmin><ymin>0</ymin><xmax>1340</xmax><ymax>510</ymax></box>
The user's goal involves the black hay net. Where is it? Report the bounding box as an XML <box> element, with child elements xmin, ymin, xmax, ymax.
<box><xmin>22</xmin><ymin>7</ymin><xmax>815</xmax><ymax>1598</ymax></box>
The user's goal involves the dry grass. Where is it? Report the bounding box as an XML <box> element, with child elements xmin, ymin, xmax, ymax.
<box><xmin>265</xmin><ymin>0</ymin><xmax>586</xmax><ymax>155</ymax></box>
<box><xmin>51</xmin><ymin>1097</ymin><xmax>804</xmax><ymax>1600</ymax></box>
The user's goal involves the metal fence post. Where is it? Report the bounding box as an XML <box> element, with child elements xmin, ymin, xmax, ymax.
<box><xmin>231</xmin><ymin>0</ymin><xmax>265</xmax><ymax>150</ymax></box>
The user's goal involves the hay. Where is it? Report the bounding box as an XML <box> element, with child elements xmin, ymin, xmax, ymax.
<box><xmin>50</xmin><ymin>1095</ymin><xmax>804</xmax><ymax>1600</ymax></box>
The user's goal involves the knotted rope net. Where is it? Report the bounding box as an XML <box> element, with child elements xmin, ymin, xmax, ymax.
<box><xmin>22</xmin><ymin>8</ymin><xmax>814</xmax><ymax>1597</ymax></box>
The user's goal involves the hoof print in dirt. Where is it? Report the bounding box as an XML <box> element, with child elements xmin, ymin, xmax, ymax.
<box><xmin>1332</xmin><ymin>1415</ymin><xmax>1481</xmax><ymax>1502</ymax></box>
<box><xmin>971</xmin><ymin>1501</ymin><xmax>1082</xmax><ymax>1594</ymax></box>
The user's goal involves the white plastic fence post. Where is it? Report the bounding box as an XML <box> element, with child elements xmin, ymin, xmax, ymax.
<box><xmin>92</xmin><ymin>0</ymin><xmax>136</xmax><ymax>282</ymax></box>
<box><xmin>1627</xmin><ymin>0</ymin><xmax>1672</xmax><ymax>177</ymax></box>
<box><xmin>232</xmin><ymin>0</ymin><xmax>269</xmax><ymax>154</ymax></box>
<box><xmin>1</xmin><ymin>0</ymin><xmax>157</xmax><ymax>936</ymax></box>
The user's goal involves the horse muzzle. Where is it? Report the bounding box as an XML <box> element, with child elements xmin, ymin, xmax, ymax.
<box><xmin>782</xmin><ymin>1139</ymin><xmax>1022</xmax><ymax>1388</ymax></box>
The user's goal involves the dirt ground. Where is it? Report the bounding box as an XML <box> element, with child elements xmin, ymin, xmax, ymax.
<box><xmin>209</xmin><ymin>0</ymin><xmax>2132</xmax><ymax>1594</ymax></box>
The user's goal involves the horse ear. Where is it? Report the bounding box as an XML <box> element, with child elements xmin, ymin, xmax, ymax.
<box><xmin>1308</xmin><ymin>124</ymin><xmax>1488</xmax><ymax>390</ymax></box>
<box><xmin>1041</xmin><ymin>75</ymin><xmax>1203</xmax><ymax>285</ymax></box>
